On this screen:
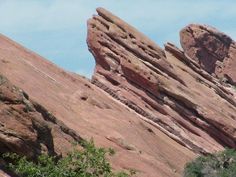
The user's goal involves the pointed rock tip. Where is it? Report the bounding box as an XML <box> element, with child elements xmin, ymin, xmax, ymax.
<box><xmin>96</xmin><ymin>7</ymin><xmax>107</xmax><ymax>13</ymax></box>
<box><xmin>96</xmin><ymin>7</ymin><xmax>114</xmax><ymax>17</ymax></box>
<box><xmin>180</xmin><ymin>23</ymin><xmax>232</xmax><ymax>43</ymax></box>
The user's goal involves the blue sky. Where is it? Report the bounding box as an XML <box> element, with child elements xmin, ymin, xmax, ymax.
<box><xmin>0</xmin><ymin>0</ymin><xmax>235</xmax><ymax>78</ymax></box>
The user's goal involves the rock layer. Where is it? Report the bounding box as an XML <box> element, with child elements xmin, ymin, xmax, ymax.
<box><xmin>1</xmin><ymin>7</ymin><xmax>236</xmax><ymax>177</ymax></box>
<box><xmin>88</xmin><ymin>8</ymin><xmax>236</xmax><ymax>154</ymax></box>
<box><xmin>180</xmin><ymin>24</ymin><xmax>236</xmax><ymax>84</ymax></box>
<box><xmin>0</xmin><ymin>26</ymin><xmax>195</xmax><ymax>177</ymax></box>
<box><xmin>0</xmin><ymin>74</ymin><xmax>82</xmax><ymax>159</ymax></box>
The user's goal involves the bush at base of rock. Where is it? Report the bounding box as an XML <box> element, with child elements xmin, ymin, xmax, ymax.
<box><xmin>184</xmin><ymin>149</ymin><xmax>236</xmax><ymax>177</ymax></box>
<box><xmin>2</xmin><ymin>140</ymin><xmax>134</xmax><ymax>177</ymax></box>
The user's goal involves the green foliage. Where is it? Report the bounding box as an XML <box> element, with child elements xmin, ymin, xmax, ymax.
<box><xmin>233</xmin><ymin>85</ymin><xmax>236</xmax><ymax>91</ymax></box>
<box><xmin>3</xmin><ymin>140</ymin><xmax>134</xmax><ymax>177</ymax></box>
<box><xmin>183</xmin><ymin>149</ymin><xmax>236</xmax><ymax>177</ymax></box>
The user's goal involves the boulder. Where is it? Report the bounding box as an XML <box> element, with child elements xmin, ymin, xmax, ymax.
<box><xmin>180</xmin><ymin>24</ymin><xmax>236</xmax><ymax>84</ymax></box>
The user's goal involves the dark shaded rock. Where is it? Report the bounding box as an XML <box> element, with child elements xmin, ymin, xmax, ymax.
<box><xmin>0</xmin><ymin>74</ymin><xmax>82</xmax><ymax>159</ymax></box>
<box><xmin>180</xmin><ymin>24</ymin><xmax>236</xmax><ymax>83</ymax></box>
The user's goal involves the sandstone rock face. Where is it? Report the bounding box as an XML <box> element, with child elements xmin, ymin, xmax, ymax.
<box><xmin>0</xmin><ymin>74</ymin><xmax>82</xmax><ymax>158</ymax></box>
<box><xmin>180</xmin><ymin>24</ymin><xmax>236</xmax><ymax>84</ymax></box>
<box><xmin>1</xmin><ymin>7</ymin><xmax>236</xmax><ymax>177</ymax></box>
<box><xmin>0</xmin><ymin>27</ymin><xmax>195</xmax><ymax>177</ymax></box>
<box><xmin>0</xmin><ymin>170</ymin><xmax>10</xmax><ymax>177</ymax></box>
<box><xmin>88</xmin><ymin>8</ymin><xmax>236</xmax><ymax>155</ymax></box>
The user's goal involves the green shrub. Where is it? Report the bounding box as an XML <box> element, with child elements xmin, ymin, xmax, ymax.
<box><xmin>2</xmin><ymin>140</ymin><xmax>133</xmax><ymax>177</ymax></box>
<box><xmin>183</xmin><ymin>149</ymin><xmax>236</xmax><ymax>177</ymax></box>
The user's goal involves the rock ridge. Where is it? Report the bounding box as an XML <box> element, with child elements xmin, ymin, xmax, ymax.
<box><xmin>180</xmin><ymin>24</ymin><xmax>236</xmax><ymax>84</ymax></box>
<box><xmin>0</xmin><ymin>74</ymin><xmax>82</xmax><ymax>159</ymax></box>
<box><xmin>0</xmin><ymin>7</ymin><xmax>236</xmax><ymax>177</ymax></box>
<box><xmin>88</xmin><ymin>8</ymin><xmax>236</xmax><ymax>154</ymax></box>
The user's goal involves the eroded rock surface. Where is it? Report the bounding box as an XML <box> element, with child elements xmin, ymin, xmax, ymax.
<box><xmin>0</xmin><ymin>74</ymin><xmax>82</xmax><ymax>159</ymax></box>
<box><xmin>0</xmin><ymin>26</ymin><xmax>195</xmax><ymax>177</ymax></box>
<box><xmin>1</xmin><ymin>7</ymin><xmax>236</xmax><ymax>177</ymax></box>
<box><xmin>180</xmin><ymin>24</ymin><xmax>236</xmax><ymax>84</ymax></box>
<box><xmin>0</xmin><ymin>170</ymin><xmax>10</xmax><ymax>177</ymax></box>
<box><xmin>88</xmin><ymin>8</ymin><xmax>236</xmax><ymax>155</ymax></box>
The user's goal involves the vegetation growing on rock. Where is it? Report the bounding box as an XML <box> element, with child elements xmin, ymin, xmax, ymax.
<box><xmin>3</xmin><ymin>140</ymin><xmax>134</xmax><ymax>177</ymax></box>
<box><xmin>184</xmin><ymin>149</ymin><xmax>236</xmax><ymax>177</ymax></box>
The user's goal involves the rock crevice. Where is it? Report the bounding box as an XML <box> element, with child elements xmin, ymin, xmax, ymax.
<box><xmin>88</xmin><ymin>8</ymin><xmax>236</xmax><ymax>154</ymax></box>
<box><xmin>0</xmin><ymin>74</ymin><xmax>82</xmax><ymax>159</ymax></box>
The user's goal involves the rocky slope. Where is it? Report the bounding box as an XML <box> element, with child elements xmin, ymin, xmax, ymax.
<box><xmin>0</xmin><ymin>74</ymin><xmax>82</xmax><ymax>173</ymax></box>
<box><xmin>0</xmin><ymin>74</ymin><xmax>82</xmax><ymax>157</ymax></box>
<box><xmin>88</xmin><ymin>8</ymin><xmax>236</xmax><ymax>155</ymax></box>
<box><xmin>0</xmin><ymin>25</ymin><xmax>194</xmax><ymax>177</ymax></box>
<box><xmin>0</xmin><ymin>7</ymin><xmax>236</xmax><ymax>177</ymax></box>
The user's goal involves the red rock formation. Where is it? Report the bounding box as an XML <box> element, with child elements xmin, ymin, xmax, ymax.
<box><xmin>0</xmin><ymin>74</ymin><xmax>82</xmax><ymax>158</ymax></box>
<box><xmin>180</xmin><ymin>24</ymin><xmax>236</xmax><ymax>84</ymax></box>
<box><xmin>0</xmin><ymin>170</ymin><xmax>10</xmax><ymax>177</ymax></box>
<box><xmin>1</xmin><ymin>7</ymin><xmax>236</xmax><ymax>177</ymax></box>
<box><xmin>0</xmin><ymin>24</ymin><xmax>194</xmax><ymax>177</ymax></box>
<box><xmin>88</xmin><ymin>8</ymin><xmax>236</xmax><ymax>155</ymax></box>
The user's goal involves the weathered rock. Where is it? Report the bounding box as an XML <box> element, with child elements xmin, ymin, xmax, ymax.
<box><xmin>0</xmin><ymin>27</ymin><xmax>195</xmax><ymax>177</ymax></box>
<box><xmin>180</xmin><ymin>24</ymin><xmax>236</xmax><ymax>84</ymax></box>
<box><xmin>1</xmin><ymin>7</ymin><xmax>236</xmax><ymax>177</ymax></box>
<box><xmin>88</xmin><ymin>8</ymin><xmax>236</xmax><ymax>155</ymax></box>
<box><xmin>0</xmin><ymin>74</ymin><xmax>82</xmax><ymax>159</ymax></box>
<box><xmin>0</xmin><ymin>170</ymin><xmax>11</xmax><ymax>177</ymax></box>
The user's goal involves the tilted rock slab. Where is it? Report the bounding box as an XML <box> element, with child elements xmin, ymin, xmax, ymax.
<box><xmin>0</xmin><ymin>25</ymin><xmax>195</xmax><ymax>177</ymax></box>
<box><xmin>1</xmin><ymin>7</ymin><xmax>236</xmax><ymax>177</ymax></box>
<box><xmin>0</xmin><ymin>74</ymin><xmax>82</xmax><ymax>159</ymax></box>
<box><xmin>88</xmin><ymin>8</ymin><xmax>236</xmax><ymax>154</ymax></box>
<box><xmin>180</xmin><ymin>24</ymin><xmax>236</xmax><ymax>84</ymax></box>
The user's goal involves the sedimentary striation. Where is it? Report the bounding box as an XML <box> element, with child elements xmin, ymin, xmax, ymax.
<box><xmin>0</xmin><ymin>27</ymin><xmax>194</xmax><ymax>177</ymax></box>
<box><xmin>180</xmin><ymin>24</ymin><xmax>236</xmax><ymax>84</ymax></box>
<box><xmin>87</xmin><ymin>8</ymin><xmax>236</xmax><ymax>155</ymax></box>
<box><xmin>0</xmin><ymin>74</ymin><xmax>82</xmax><ymax>158</ymax></box>
<box><xmin>0</xmin><ymin>7</ymin><xmax>236</xmax><ymax>177</ymax></box>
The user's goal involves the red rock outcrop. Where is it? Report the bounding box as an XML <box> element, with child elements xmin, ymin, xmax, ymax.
<box><xmin>0</xmin><ymin>74</ymin><xmax>82</xmax><ymax>158</ymax></box>
<box><xmin>0</xmin><ymin>25</ymin><xmax>195</xmax><ymax>177</ymax></box>
<box><xmin>180</xmin><ymin>24</ymin><xmax>236</xmax><ymax>84</ymax></box>
<box><xmin>1</xmin><ymin>7</ymin><xmax>236</xmax><ymax>177</ymax></box>
<box><xmin>88</xmin><ymin>8</ymin><xmax>236</xmax><ymax>155</ymax></box>
<box><xmin>0</xmin><ymin>170</ymin><xmax>10</xmax><ymax>177</ymax></box>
